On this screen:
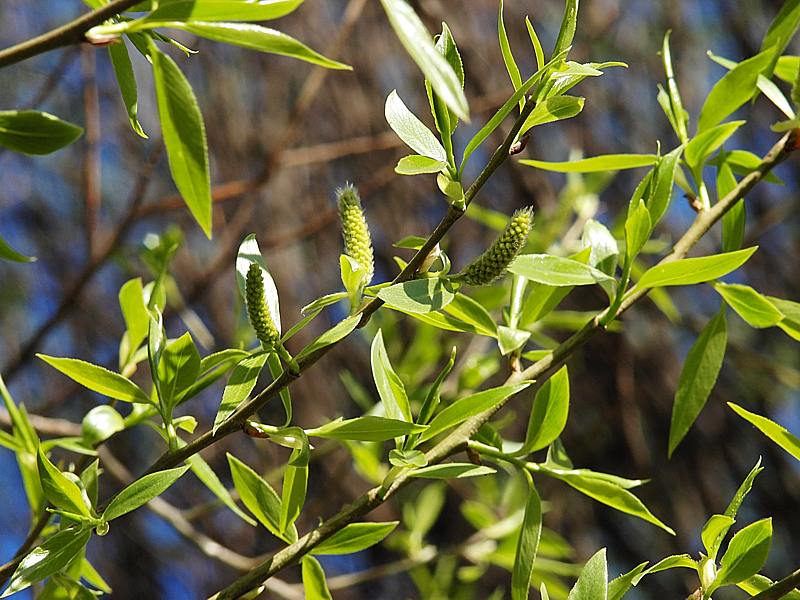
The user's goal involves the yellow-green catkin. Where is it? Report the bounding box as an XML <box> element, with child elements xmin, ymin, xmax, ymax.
<box><xmin>460</xmin><ymin>207</ymin><xmax>533</xmax><ymax>286</ymax></box>
<box><xmin>245</xmin><ymin>263</ymin><xmax>279</xmax><ymax>349</ymax></box>
<box><xmin>337</xmin><ymin>184</ymin><xmax>374</xmax><ymax>284</ymax></box>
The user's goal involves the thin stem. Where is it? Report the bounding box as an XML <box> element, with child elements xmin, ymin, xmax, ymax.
<box><xmin>750</xmin><ymin>566</ymin><xmax>800</xmax><ymax>600</ymax></box>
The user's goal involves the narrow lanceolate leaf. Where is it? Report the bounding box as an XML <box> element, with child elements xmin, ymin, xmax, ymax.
<box><xmin>385</xmin><ymin>90</ymin><xmax>447</xmax><ymax>162</ymax></box>
<box><xmin>395</xmin><ymin>154</ymin><xmax>448</xmax><ymax>175</ymax></box>
<box><xmin>307</xmin><ymin>416</ymin><xmax>426</xmax><ymax>442</ymax></box>
<box><xmin>553</xmin><ymin>0</ymin><xmax>580</xmax><ymax>59</ymax></box>
<box><xmin>697</xmin><ymin>48</ymin><xmax>773</xmax><ymax>132</ymax></box>
<box><xmin>108</xmin><ymin>39</ymin><xmax>146</xmax><ymax>138</ymax></box>
<box><xmin>418</xmin><ymin>383</ymin><xmax>530</xmax><ymax>443</ymax></box>
<box><xmin>760</xmin><ymin>0</ymin><xmax>800</xmax><ymax>77</ymax></box>
<box><xmin>213</xmin><ymin>353</ymin><xmax>267</xmax><ymax>434</ymax></box>
<box><xmin>701</xmin><ymin>514</ymin><xmax>735</xmax><ymax>560</ymax></box>
<box><xmin>636</xmin><ymin>247</ymin><xmax>757</xmax><ymax>289</ymax></box>
<box><xmin>156</xmin><ymin>333</ymin><xmax>200</xmax><ymax>411</ymax></box>
<box><xmin>410</xmin><ymin>463</ymin><xmax>496</xmax><ymax>479</ymax></box>
<box><xmin>509</xmin><ymin>254</ymin><xmax>613</xmax><ymax>287</ymax></box>
<box><xmin>714</xmin><ymin>518</ymin><xmax>772</xmax><ymax>589</ymax></box>
<box><xmin>103</xmin><ymin>466</ymin><xmax>189</xmax><ymax>521</ymax></box>
<box><xmin>515</xmin><ymin>367</ymin><xmax>569</xmax><ymax>455</ymax></box>
<box><xmin>520</xmin><ymin>154</ymin><xmax>657</xmax><ymax>173</ymax></box>
<box><xmin>302</xmin><ymin>556</ymin><xmax>332</xmax><ymax>600</ymax></box>
<box><xmin>186</xmin><ymin>453</ymin><xmax>255</xmax><ymax>526</ymax></box>
<box><xmin>685</xmin><ymin>121</ymin><xmax>745</xmax><ymax>169</ymax></box>
<box><xmin>498</xmin><ymin>0</ymin><xmax>523</xmax><ymax>107</ymax></box>
<box><xmin>0</xmin><ymin>110</ymin><xmax>83</xmax><ymax>155</ymax></box>
<box><xmin>313</xmin><ymin>521</ymin><xmax>398</xmax><ymax>555</ymax></box>
<box><xmin>647</xmin><ymin>145</ymin><xmax>684</xmax><ymax>227</ymax></box>
<box><xmin>173</xmin><ymin>23</ymin><xmax>350</xmax><ymax>70</ymax></box>
<box><xmin>607</xmin><ymin>562</ymin><xmax>649</xmax><ymax>600</ymax></box>
<box><xmin>729</xmin><ymin>403</ymin><xmax>800</xmax><ymax>461</ymax></box>
<box><xmin>568</xmin><ymin>548</ymin><xmax>608</xmax><ymax>600</ymax></box>
<box><xmin>0</xmin><ymin>232</ymin><xmax>35</xmax><ymax>263</ymax></box>
<box><xmin>296</xmin><ymin>315</ymin><xmax>360</xmax><ymax>360</ymax></box>
<box><xmin>279</xmin><ymin>431</ymin><xmax>310</xmax><ymax>534</ymax></box>
<box><xmin>150</xmin><ymin>44</ymin><xmax>212</xmax><ymax>237</ymax></box>
<box><xmin>371</xmin><ymin>330</ymin><xmax>412</xmax><ymax>422</ymax></box>
<box><xmin>521</xmin><ymin>95</ymin><xmax>585</xmax><ymax>132</ymax></box>
<box><xmin>37</xmin><ymin>447</ymin><xmax>92</xmax><ymax>518</ymax></box>
<box><xmin>380</xmin><ymin>0</ymin><xmax>469</xmax><ymax>120</ymax></box>
<box><xmin>511</xmin><ymin>472</ymin><xmax>542</xmax><ymax>600</ymax></box>
<box><xmin>132</xmin><ymin>0</ymin><xmax>304</xmax><ymax>25</ymax></box>
<box><xmin>625</xmin><ymin>199</ymin><xmax>652</xmax><ymax>262</ymax></box>
<box><xmin>37</xmin><ymin>355</ymin><xmax>150</xmax><ymax>404</ymax></box>
<box><xmin>713</xmin><ymin>283</ymin><xmax>783</xmax><ymax>328</ymax></box>
<box><xmin>668</xmin><ymin>308</ymin><xmax>727</xmax><ymax>456</ymax></box>
<box><xmin>1</xmin><ymin>527</ymin><xmax>92</xmax><ymax>598</ymax></box>
<box><xmin>378</xmin><ymin>278</ymin><xmax>456</xmax><ymax>314</ymax></box>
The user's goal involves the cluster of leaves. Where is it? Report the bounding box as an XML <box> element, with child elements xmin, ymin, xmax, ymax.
<box><xmin>1</xmin><ymin>0</ymin><xmax>800</xmax><ymax>598</ymax></box>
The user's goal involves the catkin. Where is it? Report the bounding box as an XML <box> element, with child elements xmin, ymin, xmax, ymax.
<box><xmin>337</xmin><ymin>184</ymin><xmax>374</xmax><ymax>284</ymax></box>
<box><xmin>245</xmin><ymin>263</ymin><xmax>279</xmax><ymax>349</ymax></box>
<box><xmin>460</xmin><ymin>207</ymin><xmax>533</xmax><ymax>286</ymax></box>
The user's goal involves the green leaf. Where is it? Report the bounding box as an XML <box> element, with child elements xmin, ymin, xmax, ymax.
<box><xmin>301</xmin><ymin>556</ymin><xmax>332</xmax><ymax>600</ymax></box>
<box><xmin>608</xmin><ymin>562</ymin><xmax>649</xmax><ymax>600</ymax></box>
<box><xmin>380</xmin><ymin>0</ymin><xmax>469</xmax><ymax>120</ymax></box>
<box><xmin>647</xmin><ymin>145</ymin><xmax>684</xmax><ymax>227</ymax></box>
<box><xmin>520</xmin><ymin>154</ymin><xmax>657</xmax><ymax>173</ymax></box>
<box><xmin>150</xmin><ymin>43</ymin><xmax>212</xmax><ymax>237</ymax></box>
<box><xmin>37</xmin><ymin>447</ymin><xmax>92</xmax><ymax>518</ymax></box>
<box><xmin>636</xmin><ymin>247</ymin><xmax>757</xmax><ymax>289</ymax></box>
<box><xmin>418</xmin><ymin>383</ymin><xmax>530</xmax><ymax>443</ymax></box>
<box><xmin>511</xmin><ymin>472</ymin><xmax>542</xmax><ymax>600</ymax></box>
<box><xmin>1</xmin><ymin>527</ymin><xmax>92</xmax><ymax>598</ymax></box>
<box><xmin>498</xmin><ymin>0</ymin><xmax>523</xmax><ymax>110</ymax></box>
<box><xmin>388</xmin><ymin>448</ymin><xmax>428</xmax><ymax>467</ymax></box>
<box><xmin>156</xmin><ymin>333</ymin><xmax>200</xmax><ymax>411</ymax></box>
<box><xmin>133</xmin><ymin>0</ymin><xmax>304</xmax><ymax>24</ymax></box>
<box><xmin>698</xmin><ymin>48</ymin><xmax>774</xmax><ymax>132</ymax></box>
<box><xmin>508</xmin><ymin>254</ymin><xmax>613</xmax><ymax>287</ymax></box>
<box><xmin>713</xmin><ymin>283</ymin><xmax>783</xmax><ymax>328</ymax></box>
<box><xmin>580</xmin><ymin>219</ymin><xmax>618</xmax><ymax>276</ymax></box>
<box><xmin>521</xmin><ymin>95</ymin><xmax>585</xmax><ymax>133</ymax></box>
<box><xmin>718</xmin><ymin>160</ymin><xmax>745</xmax><ymax>252</ymax></box>
<box><xmin>227</xmin><ymin>454</ymin><xmax>296</xmax><ymax>542</ymax></box>
<box><xmin>410</xmin><ymin>463</ymin><xmax>496</xmax><ymax>479</ymax></box>
<box><xmin>415</xmin><ymin>346</ymin><xmax>456</xmax><ymax>431</ymax></box>
<box><xmin>625</xmin><ymin>198</ymin><xmax>652</xmax><ymax>262</ymax></box>
<box><xmin>371</xmin><ymin>329</ymin><xmax>412</xmax><ymax>423</ymax></box>
<box><xmin>296</xmin><ymin>314</ymin><xmax>360</xmax><ymax>360</ymax></box>
<box><xmin>0</xmin><ymin>110</ymin><xmax>83</xmax><ymax>155</ymax></box>
<box><xmin>307</xmin><ymin>416</ymin><xmax>425</xmax><ymax>441</ymax></box>
<box><xmin>103</xmin><ymin>466</ymin><xmax>189</xmax><ymax>521</ymax></box>
<box><xmin>725</xmin><ymin>457</ymin><xmax>763</xmax><ymax>520</ymax></box>
<box><xmin>395</xmin><ymin>154</ymin><xmax>448</xmax><ymax>175</ymax></box>
<box><xmin>185</xmin><ymin>452</ymin><xmax>256</xmax><ymax>526</ymax></box>
<box><xmin>568</xmin><ymin>548</ymin><xmax>608</xmax><ymax>600</ymax></box>
<box><xmin>632</xmin><ymin>554</ymin><xmax>696</xmax><ymax>585</ymax></box>
<box><xmin>762</xmin><ymin>1</ymin><xmax>800</xmax><ymax>77</ymax></box>
<box><xmin>701</xmin><ymin>514</ymin><xmax>735</xmax><ymax>560</ymax></box>
<box><xmin>108</xmin><ymin>39</ymin><xmax>146</xmax><ymax>138</ymax></box>
<box><xmin>552</xmin><ymin>0</ymin><xmax>580</xmax><ymax>60</ymax></box>
<box><xmin>378</xmin><ymin>278</ymin><xmax>456</xmax><ymax>314</ymax></box>
<box><xmin>213</xmin><ymin>353</ymin><xmax>268</xmax><ymax>434</ymax></box>
<box><xmin>385</xmin><ymin>90</ymin><xmax>448</xmax><ymax>162</ymax></box>
<box><xmin>443</xmin><ymin>294</ymin><xmax>498</xmax><ymax>337</ymax></box>
<box><xmin>313</xmin><ymin>521</ymin><xmax>398</xmax><ymax>555</ymax></box>
<box><xmin>37</xmin><ymin>355</ymin><xmax>150</xmax><ymax>404</ymax></box>
<box><xmin>236</xmin><ymin>234</ymin><xmax>281</xmax><ymax>333</ymax></box>
<box><xmin>426</xmin><ymin>22</ymin><xmax>463</xmax><ymax>144</ymax></box>
<box><xmin>668</xmin><ymin>307</ymin><xmax>727</xmax><ymax>456</ymax></box>
<box><xmin>714</xmin><ymin>518</ymin><xmax>772</xmax><ymax>588</ymax></box>
<box><xmin>685</xmin><ymin>121</ymin><xmax>745</xmax><ymax>169</ymax></box>
<box><xmin>0</xmin><ymin>231</ymin><xmax>35</xmax><ymax>263</ymax></box>
<box><xmin>280</xmin><ymin>434</ymin><xmax>309</xmax><ymax>534</ymax></box>
<box><xmin>81</xmin><ymin>406</ymin><xmax>125</xmax><ymax>446</ymax></box>
<box><xmin>118</xmin><ymin>278</ymin><xmax>149</xmax><ymax>363</ymax></box>
<box><xmin>729</xmin><ymin>403</ymin><xmax>800</xmax><ymax>461</ymax></box>
<box><xmin>497</xmin><ymin>325</ymin><xmax>531</xmax><ymax>356</ymax></box>
<box><xmin>515</xmin><ymin>366</ymin><xmax>569</xmax><ymax>455</ymax></box>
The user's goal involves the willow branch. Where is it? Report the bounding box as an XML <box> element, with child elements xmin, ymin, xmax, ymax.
<box><xmin>750</xmin><ymin>567</ymin><xmax>800</xmax><ymax>600</ymax></box>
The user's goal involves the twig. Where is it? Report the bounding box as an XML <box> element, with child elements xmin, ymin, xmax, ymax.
<box><xmin>750</xmin><ymin>567</ymin><xmax>800</xmax><ymax>600</ymax></box>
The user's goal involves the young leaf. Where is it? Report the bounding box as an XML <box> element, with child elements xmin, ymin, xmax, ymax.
<box><xmin>410</xmin><ymin>463</ymin><xmax>496</xmax><ymax>479</ymax></box>
<box><xmin>417</xmin><ymin>383</ymin><xmax>530</xmax><ymax>443</ymax></box>
<box><xmin>185</xmin><ymin>452</ymin><xmax>256</xmax><ymax>526</ymax></box>
<box><xmin>514</xmin><ymin>367</ymin><xmax>569</xmax><ymax>455</ymax></box>
<box><xmin>728</xmin><ymin>403</ymin><xmax>800</xmax><ymax>461</ymax></box>
<box><xmin>280</xmin><ymin>441</ymin><xmax>309</xmax><ymax>534</ymax></box>
<box><xmin>713</xmin><ymin>283</ymin><xmax>783</xmax><ymax>328</ymax></box>
<box><xmin>132</xmin><ymin>0</ymin><xmax>304</xmax><ymax>24</ymax></box>
<box><xmin>714</xmin><ymin>518</ymin><xmax>773</xmax><ymax>588</ymax></box>
<box><xmin>296</xmin><ymin>314</ymin><xmax>360</xmax><ymax>360</ymax></box>
<box><xmin>568</xmin><ymin>548</ymin><xmax>608</xmax><ymax>600</ymax></box>
<box><xmin>647</xmin><ymin>145</ymin><xmax>684</xmax><ymax>227</ymax></box>
<box><xmin>227</xmin><ymin>454</ymin><xmax>296</xmax><ymax>542</ymax></box>
<box><xmin>156</xmin><ymin>333</ymin><xmax>200</xmax><ymax>411</ymax></box>
<box><xmin>553</xmin><ymin>0</ymin><xmax>580</xmax><ymax>60</ymax></box>
<box><xmin>377</xmin><ymin>278</ymin><xmax>456</xmax><ymax>314</ymax></box>
<box><xmin>37</xmin><ymin>447</ymin><xmax>92</xmax><ymax>518</ymax></box>
<box><xmin>395</xmin><ymin>155</ymin><xmax>448</xmax><ymax>175</ymax></box>
<box><xmin>607</xmin><ymin>562</ymin><xmax>649</xmax><ymax>600</ymax></box>
<box><xmin>1</xmin><ymin>527</ymin><xmax>92</xmax><ymax>598</ymax></box>
<box><xmin>82</xmin><ymin>406</ymin><xmax>125</xmax><ymax>446</ymax></box>
<box><xmin>685</xmin><ymin>121</ymin><xmax>745</xmax><ymax>169</ymax></box>
<box><xmin>702</xmin><ymin>514</ymin><xmax>735</xmax><ymax>560</ymax></box>
<box><xmin>718</xmin><ymin>160</ymin><xmax>745</xmax><ymax>252</ymax></box>
<box><xmin>301</xmin><ymin>556</ymin><xmax>332</xmax><ymax>600</ymax></box>
<box><xmin>385</xmin><ymin>90</ymin><xmax>447</xmax><ymax>162</ymax></box>
<box><xmin>521</xmin><ymin>95</ymin><xmax>585</xmax><ymax>133</ymax></box>
<box><xmin>511</xmin><ymin>472</ymin><xmax>542</xmax><ymax>600</ymax></box>
<box><xmin>636</xmin><ymin>247</ymin><xmax>757</xmax><ymax>289</ymax></box>
<box><xmin>307</xmin><ymin>416</ymin><xmax>426</xmax><ymax>441</ymax></box>
<box><xmin>213</xmin><ymin>353</ymin><xmax>268</xmax><ymax>434</ymax></box>
<box><xmin>698</xmin><ymin>48</ymin><xmax>774</xmax><ymax>132</ymax></box>
<box><xmin>150</xmin><ymin>43</ymin><xmax>212</xmax><ymax>237</ymax></box>
<box><xmin>103</xmin><ymin>466</ymin><xmax>189</xmax><ymax>521</ymax></box>
<box><xmin>371</xmin><ymin>329</ymin><xmax>412</xmax><ymax>423</ymax></box>
<box><xmin>0</xmin><ymin>231</ymin><xmax>35</xmax><ymax>263</ymax></box>
<box><xmin>760</xmin><ymin>0</ymin><xmax>800</xmax><ymax>77</ymax></box>
<box><xmin>379</xmin><ymin>0</ymin><xmax>469</xmax><ymax>120</ymax></box>
<box><xmin>118</xmin><ymin>278</ymin><xmax>149</xmax><ymax>362</ymax></box>
<box><xmin>0</xmin><ymin>110</ymin><xmax>83</xmax><ymax>155</ymax></box>
<box><xmin>625</xmin><ymin>198</ymin><xmax>652</xmax><ymax>262</ymax></box>
<box><xmin>498</xmin><ymin>0</ymin><xmax>523</xmax><ymax>109</ymax></box>
<box><xmin>668</xmin><ymin>308</ymin><xmax>727</xmax><ymax>456</ymax></box>
<box><xmin>313</xmin><ymin>521</ymin><xmax>398</xmax><ymax>555</ymax></box>
<box><xmin>388</xmin><ymin>448</ymin><xmax>428</xmax><ymax>467</ymax></box>
<box><xmin>108</xmin><ymin>39</ymin><xmax>147</xmax><ymax>138</ymax></box>
<box><xmin>508</xmin><ymin>254</ymin><xmax>613</xmax><ymax>287</ymax></box>
<box><xmin>520</xmin><ymin>154</ymin><xmax>657</xmax><ymax>173</ymax></box>
<box><xmin>37</xmin><ymin>355</ymin><xmax>150</xmax><ymax>404</ymax></box>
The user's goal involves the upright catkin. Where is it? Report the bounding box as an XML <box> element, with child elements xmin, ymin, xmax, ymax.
<box><xmin>245</xmin><ymin>263</ymin><xmax>279</xmax><ymax>349</ymax></box>
<box><xmin>460</xmin><ymin>207</ymin><xmax>533</xmax><ymax>285</ymax></box>
<box><xmin>337</xmin><ymin>184</ymin><xmax>374</xmax><ymax>284</ymax></box>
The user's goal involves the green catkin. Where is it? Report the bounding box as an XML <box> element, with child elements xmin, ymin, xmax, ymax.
<box><xmin>245</xmin><ymin>263</ymin><xmax>280</xmax><ymax>349</ymax></box>
<box><xmin>460</xmin><ymin>207</ymin><xmax>533</xmax><ymax>286</ymax></box>
<box><xmin>337</xmin><ymin>183</ymin><xmax>374</xmax><ymax>284</ymax></box>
